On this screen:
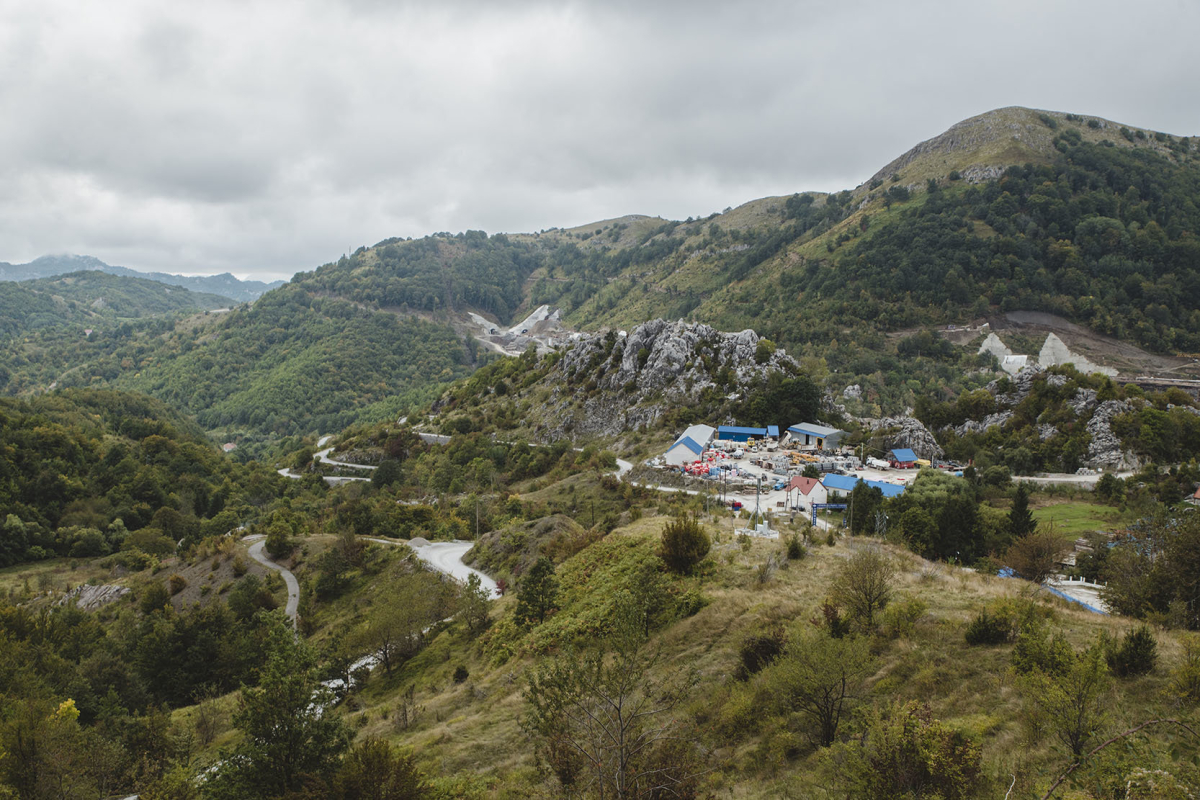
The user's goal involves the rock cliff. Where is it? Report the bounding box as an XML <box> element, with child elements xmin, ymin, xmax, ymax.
<box><xmin>542</xmin><ymin>319</ymin><xmax>798</xmax><ymax>439</ymax></box>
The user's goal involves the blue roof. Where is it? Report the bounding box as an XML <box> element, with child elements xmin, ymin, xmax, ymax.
<box><xmin>717</xmin><ymin>425</ymin><xmax>768</xmax><ymax>436</ymax></box>
<box><xmin>822</xmin><ymin>473</ymin><xmax>905</xmax><ymax>497</ymax></box>
<box><xmin>670</xmin><ymin>436</ymin><xmax>704</xmax><ymax>455</ymax></box>
<box><xmin>766</xmin><ymin>425</ymin><xmax>779</xmax><ymax>437</ymax></box>
<box><xmin>891</xmin><ymin>448</ymin><xmax>918</xmax><ymax>462</ymax></box>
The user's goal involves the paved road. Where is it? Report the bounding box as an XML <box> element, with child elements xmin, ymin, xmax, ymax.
<box><xmin>367</xmin><ymin>537</ymin><xmax>500</xmax><ymax>598</ymax></box>
<box><xmin>315</xmin><ymin>446</ymin><xmax>377</xmax><ymax>470</ymax></box>
<box><xmin>1021</xmin><ymin>471</ymin><xmax>1135</xmax><ymax>491</ymax></box>
<box><xmin>245</xmin><ymin>536</ymin><xmax>300</xmax><ymax>628</ymax></box>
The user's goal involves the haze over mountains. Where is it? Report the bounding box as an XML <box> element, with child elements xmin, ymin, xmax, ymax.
<box><xmin>0</xmin><ymin>254</ymin><xmax>287</xmax><ymax>303</ymax></box>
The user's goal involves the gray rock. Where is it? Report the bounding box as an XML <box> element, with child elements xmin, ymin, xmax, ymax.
<box><xmin>842</xmin><ymin>384</ymin><xmax>863</xmax><ymax>400</ymax></box>
<box><xmin>871</xmin><ymin>416</ymin><xmax>944</xmax><ymax>459</ymax></box>
<box><xmin>952</xmin><ymin>410</ymin><xmax>1013</xmax><ymax>437</ymax></box>
<box><xmin>58</xmin><ymin>584</ymin><xmax>130</xmax><ymax>611</ymax></box>
<box><xmin>1085</xmin><ymin>400</ymin><xmax>1139</xmax><ymax>470</ymax></box>
<box><xmin>1069</xmin><ymin>388</ymin><xmax>1097</xmax><ymax>416</ymax></box>
<box><xmin>545</xmin><ymin>319</ymin><xmax>798</xmax><ymax>440</ymax></box>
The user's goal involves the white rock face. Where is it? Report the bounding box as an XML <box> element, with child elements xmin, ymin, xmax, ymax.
<box><xmin>58</xmin><ymin>584</ymin><xmax>130</xmax><ymax>611</ymax></box>
<box><xmin>544</xmin><ymin>319</ymin><xmax>798</xmax><ymax>439</ymax></box>
<box><xmin>1038</xmin><ymin>333</ymin><xmax>1117</xmax><ymax>377</ymax></box>
<box><xmin>871</xmin><ymin>416</ymin><xmax>944</xmax><ymax>459</ymax></box>
<box><xmin>1086</xmin><ymin>400</ymin><xmax>1139</xmax><ymax>470</ymax></box>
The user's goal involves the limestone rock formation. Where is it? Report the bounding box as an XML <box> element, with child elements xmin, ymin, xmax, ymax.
<box><xmin>1085</xmin><ymin>400</ymin><xmax>1139</xmax><ymax>470</ymax></box>
<box><xmin>58</xmin><ymin>584</ymin><xmax>130</xmax><ymax>611</ymax></box>
<box><xmin>871</xmin><ymin>416</ymin><xmax>944</xmax><ymax>460</ymax></box>
<box><xmin>544</xmin><ymin>319</ymin><xmax>798</xmax><ymax>439</ymax></box>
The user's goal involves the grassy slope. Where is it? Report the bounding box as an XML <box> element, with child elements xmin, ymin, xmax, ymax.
<box><xmin>263</xmin><ymin>512</ymin><xmax>1195</xmax><ymax>798</ymax></box>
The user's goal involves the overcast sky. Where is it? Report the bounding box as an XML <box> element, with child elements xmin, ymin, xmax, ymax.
<box><xmin>2</xmin><ymin>0</ymin><xmax>1198</xmax><ymax>281</ymax></box>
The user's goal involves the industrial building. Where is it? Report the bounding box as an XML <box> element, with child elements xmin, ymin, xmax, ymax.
<box><xmin>785</xmin><ymin>422</ymin><xmax>846</xmax><ymax>450</ymax></box>
<box><xmin>663</xmin><ymin>424</ymin><xmax>716</xmax><ymax>467</ymax></box>
<box><xmin>889</xmin><ymin>448</ymin><xmax>918</xmax><ymax>469</ymax></box>
<box><xmin>716</xmin><ymin>425</ymin><xmax>779</xmax><ymax>443</ymax></box>
<box><xmin>822</xmin><ymin>473</ymin><xmax>906</xmax><ymax>498</ymax></box>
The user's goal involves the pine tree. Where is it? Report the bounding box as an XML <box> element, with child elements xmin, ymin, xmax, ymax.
<box><xmin>516</xmin><ymin>557</ymin><xmax>559</xmax><ymax>628</ymax></box>
<box><xmin>1008</xmin><ymin>483</ymin><xmax>1036</xmax><ymax>539</ymax></box>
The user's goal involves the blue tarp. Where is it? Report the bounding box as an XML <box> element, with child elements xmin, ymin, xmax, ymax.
<box><xmin>890</xmin><ymin>448</ymin><xmax>918</xmax><ymax>462</ymax></box>
<box><xmin>766</xmin><ymin>425</ymin><xmax>779</xmax><ymax>437</ymax></box>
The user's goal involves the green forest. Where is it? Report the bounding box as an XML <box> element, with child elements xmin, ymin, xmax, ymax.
<box><xmin>0</xmin><ymin>271</ymin><xmax>232</xmax><ymax>337</ymax></box>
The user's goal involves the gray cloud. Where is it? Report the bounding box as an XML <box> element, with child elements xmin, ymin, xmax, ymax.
<box><xmin>1</xmin><ymin>0</ymin><xmax>1197</xmax><ymax>280</ymax></box>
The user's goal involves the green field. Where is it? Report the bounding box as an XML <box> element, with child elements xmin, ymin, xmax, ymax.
<box><xmin>1031</xmin><ymin>500</ymin><xmax>1132</xmax><ymax>537</ymax></box>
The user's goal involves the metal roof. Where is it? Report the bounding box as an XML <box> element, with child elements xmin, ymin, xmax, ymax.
<box><xmin>766</xmin><ymin>425</ymin><xmax>780</xmax><ymax>437</ymax></box>
<box><xmin>821</xmin><ymin>473</ymin><xmax>906</xmax><ymax>498</ymax></box>
<box><xmin>788</xmin><ymin>422</ymin><xmax>843</xmax><ymax>437</ymax></box>
<box><xmin>669</xmin><ymin>436</ymin><xmax>704</xmax><ymax>455</ymax></box>
<box><xmin>890</xmin><ymin>448</ymin><xmax>918</xmax><ymax>462</ymax></box>
<box><xmin>717</xmin><ymin>425</ymin><xmax>769</xmax><ymax>436</ymax></box>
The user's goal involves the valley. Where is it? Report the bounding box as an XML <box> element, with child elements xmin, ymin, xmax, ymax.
<box><xmin>2</xmin><ymin>105</ymin><xmax>1200</xmax><ymax>799</ymax></box>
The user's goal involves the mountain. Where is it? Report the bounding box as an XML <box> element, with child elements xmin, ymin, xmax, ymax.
<box><xmin>0</xmin><ymin>254</ymin><xmax>286</xmax><ymax>302</ymax></box>
<box><xmin>0</xmin><ymin>271</ymin><xmax>234</xmax><ymax>338</ymax></box>
<box><xmin>5</xmin><ymin>106</ymin><xmax>1200</xmax><ymax>446</ymax></box>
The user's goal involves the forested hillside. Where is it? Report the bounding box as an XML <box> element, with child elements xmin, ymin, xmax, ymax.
<box><xmin>1</xmin><ymin>285</ymin><xmax>482</xmax><ymax>451</ymax></box>
<box><xmin>0</xmin><ymin>388</ymin><xmax>285</xmax><ymax>566</ymax></box>
<box><xmin>0</xmin><ymin>271</ymin><xmax>233</xmax><ymax>336</ymax></box>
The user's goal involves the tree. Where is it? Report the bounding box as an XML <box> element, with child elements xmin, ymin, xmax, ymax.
<box><xmin>515</xmin><ymin>557</ymin><xmax>559</xmax><ymax>628</ymax></box>
<box><xmin>657</xmin><ymin>514</ymin><xmax>710</xmax><ymax>575</ymax></box>
<box><xmin>836</xmin><ymin>701</ymin><xmax>983</xmax><ymax>800</ymax></box>
<box><xmin>1005</xmin><ymin>526</ymin><xmax>1067</xmax><ymax>584</ymax></box>
<box><xmin>332</xmin><ymin>737</ymin><xmax>430</xmax><ymax>800</ymax></box>
<box><xmin>847</xmin><ymin>483</ymin><xmax>884</xmax><ymax>536</ymax></box>
<box><xmin>523</xmin><ymin>592</ymin><xmax>703</xmax><ymax>798</ymax></box>
<box><xmin>769</xmin><ymin>629</ymin><xmax>874</xmax><ymax>746</ymax></box>
<box><xmin>831</xmin><ymin>546</ymin><xmax>896</xmax><ymax>630</ymax></box>
<box><xmin>1095</xmin><ymin>472</ymin><xmax>1125</xmax><ymax>504</ymax></box>
<box><xmin>460</xmin><ymin>573</ymin><xmax>491</xmax><ymax>637</ymax></box>
<box><xmin>802</xmin><ymin>464</ymin><xmax>821</xmax><ymax>480</ymax></box>
<box><xmin>205</xmin><ymin>614</ymin><xmax>351</xmax><ymax>798</ymax></box>
<box><xmin>1008</xmin><ymin>483</ymin><xmax>1036</xmax><ymax>539</ymax></box>
<box><xmin>1021</xmin><ymin>642</ymin><xmax>1111</xmax><ymax>757</ymax></box>
<box><xmin>358</xmin><ymin>573</ymin><xmax>447</xmax><ymax>675</ymax></box>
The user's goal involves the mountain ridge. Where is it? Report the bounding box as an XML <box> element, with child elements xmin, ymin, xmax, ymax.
<box><xmin>0</xmin><ymin>254</ymin><xmax>286</xmax><ymax>302</ymax></box>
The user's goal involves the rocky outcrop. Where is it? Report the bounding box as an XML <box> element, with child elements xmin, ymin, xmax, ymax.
<box><xmin>544</xmin><ymin>320</ymin><xmax>798</xmax><ymax>439</ymax></box>
<box><xmin>1069</xmin><ymin>387</ymin><xmax>1097</xmax><ymax>416</ymax></box>
<box><xmin>58</xmin><ymin>584</ymin><xmax>130</xmax><ymax>611</ymax></box>
<box><xmin>1085</xmin><ymin>400</ymin><xmax>1139</xmax><ymax>470</ymax></box>
<box><xmin>988</xmin><ymin>364</ymin><xmax>1045</xmax><ymax>406</ymax></box>
<box><xmin>871</xmin><ymin>416</ymin><xmax>944</xmax><ymax>460</ymax></box>
<box><xmin>842</xmin><ymin>384</ymin><xmax>863</xmax><ymax>400</ymax></box>
<box><xmin>952</xmin><ymin>411</ymin><xmax>1014</xmax><ymax>437</ymax></box>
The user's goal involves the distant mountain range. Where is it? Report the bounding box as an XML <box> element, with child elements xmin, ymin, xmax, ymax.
<box><xmin>0</xmin><ymin>254</ymin><xmax>286</xmax><ymax>302</ymax></box>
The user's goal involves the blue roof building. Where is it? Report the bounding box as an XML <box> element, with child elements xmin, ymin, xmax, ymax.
<box><xmin>716</xmin><ymin>425</ymin><xmax>769</xmax><ymax>442</ymax></box>
<box><xmin>890</xmin><ymin>448</ymin><xmax>918</xmax><ymax>464</ymax></box>
<box><xmin>786</xmin><ymin>422</ymin><xmax>846</xmax><ymax>450</ymax></box>
<box><xmin>822</xmin><ymin>473</ymin><xmax>905</xmax><ymax>498</ymax></box>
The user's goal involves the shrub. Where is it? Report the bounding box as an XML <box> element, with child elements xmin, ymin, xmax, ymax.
<box><xmin>453</xmin><ymin>665</ymin><xmax>470</xmax><ymax>684</ymax></box>
<box><xmin>830</xmin><ymin>547</ymin><xmax>896</xmax><ymax>630</ymax></box>
<box><xmin>964</xmin><ymin>610</ymin><xmax>1010</xmax><ymax>646</ymax></box>
<box><xmin>1105</xmin><ymin>626</ymin><xmax>1157</xmax><ymax>677</ymax></box>
<box><xmin>168</xmin><ymin>574</ymin><xmax>188</xmax><ymax>595</ymax></box>
<box><xmin>881</xmin><ymin>597</ymin><xmax>927</xmax><ymax>639</ymax></box>
<box><xmin>139</xmin><ymin>581</ymin><xmax>170</xmax><ymax>614</ymax></box>
<box><xmin>1169</xmin><ymin>634</ymin><xmax>1200</xmax><ymax>704</ymax></box>
<box><xmin>658</xmin><ymin>514</ymin><xmax>710</xmax><ymax>575</ymax></box>
<box><xmin>785</xmin><ymin>533</ymin><xmax>807</xmax><ymax>560</ymax></box>
<box><xmin>737</xmin><ymin>628</ymin><xmax>786</xmax><ymax>680</ymax></box>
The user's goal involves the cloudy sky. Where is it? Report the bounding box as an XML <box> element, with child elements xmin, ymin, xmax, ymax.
<box><xmin>2</xmin><ymin>0</ymin><xmax>1198</xmax><ymax>281</ymax></box>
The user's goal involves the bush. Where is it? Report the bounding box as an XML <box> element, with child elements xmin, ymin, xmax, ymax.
<box><xmin>231</xmin><ymin>555</ymin><xmax>248</xmax><ymax>577</ymax></box>
<box><xmin>139</xmin><ymin>581</ymin><xmax>170</xmax><ymax>614</ymax></box>
<box><xmin>736</xmin><ymin>628</ymin><xmax>786</xmax><ymax>680</ymax></box>
<box><xmin>1169</xmin><ymin>634</ymin><xmax>1200</xmax><ymax>704</ymax></box>
<box><xmin>964</xmin><ymin>610</ymin><xmax>1010</xmax><ymax>646</ymax></box>
<box><xmin>453</xmin><ymin>665</ymin><xmax>470</xmax><ymax>684</ymax></box>
<box><xmin>785</xmin><ymin>533</ymin><xmax>807</xmax><ymax>560</ymax></box>
<box><xmin>168</xmin><ymin>574</ymin><xmax>188</xmax><ymax>595</ymax></box>
<box><xmin>658</xmin><ymin>514</ymin><xmax>710</xmax><ymax>575</ymax></box>
<box><xmin>1105</xmin><ymin>626</ymin><xmax>1157</xmax><ymax>677</ymax></box>
<box><xmin>881</xmin><ymin>597</ymin><xmax>927</xmax><ymax>639</ymax></box>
